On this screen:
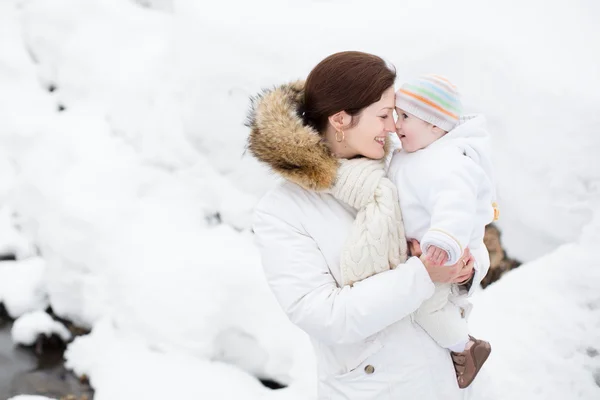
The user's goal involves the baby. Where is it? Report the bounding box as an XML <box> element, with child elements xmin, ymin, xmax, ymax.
<box><xmin>388</xmin><ymin>74</ymin><xmax>498</xmax><ymax>388</ymax></box>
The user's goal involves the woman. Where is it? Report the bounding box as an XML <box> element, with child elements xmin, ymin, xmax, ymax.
<box><xmin>247</xmin><ymin>51</ymin><xmax>484</xmax><ymax>399</ymax></box>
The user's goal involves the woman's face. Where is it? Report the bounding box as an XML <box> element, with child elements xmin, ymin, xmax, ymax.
<box><xmin>338</xmin><ymin>86</ymin><xmax>396</xmax><ymax>160</ymax></box>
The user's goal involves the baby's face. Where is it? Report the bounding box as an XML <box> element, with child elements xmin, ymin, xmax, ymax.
<box><xmin>395</xmin><ymin>108</ymin><xmax>444</xmax><ymax>152</ymax></box>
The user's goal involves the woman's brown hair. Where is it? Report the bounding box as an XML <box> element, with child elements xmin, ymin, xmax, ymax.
<box><xmin>301</xmin><ymin>51</ymin><xmax>396</xmax><ymax>134</ymax></box>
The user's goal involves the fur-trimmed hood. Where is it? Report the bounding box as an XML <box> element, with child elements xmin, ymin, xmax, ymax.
<box><xmin>245</xmin><ymin>81</ymin><xmax>339</xmax><ymax>191</ymax></box>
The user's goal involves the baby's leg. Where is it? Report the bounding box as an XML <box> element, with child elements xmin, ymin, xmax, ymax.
<box><xmin>414</xmin><ymin>283</ymin><xmax>470</xmax><ymax>351</ymax></box>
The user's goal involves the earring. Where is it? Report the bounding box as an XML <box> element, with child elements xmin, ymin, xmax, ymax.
<box><xmin>335</xmin><ymin>130</ymin><xmax>345</xmax><ymax>142</ymax></box>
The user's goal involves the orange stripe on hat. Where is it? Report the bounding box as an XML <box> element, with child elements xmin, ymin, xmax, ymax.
<box><xmin>398</xmin><ymin>89</ymin><xmax>459</xmax><ymax>119</ymax></box>
<box><xmin>430</xmin><ymin>75</ymin><xmax>458</xmax><ymax>89</ymax></box>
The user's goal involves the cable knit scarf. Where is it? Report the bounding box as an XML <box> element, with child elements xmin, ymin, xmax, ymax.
<box><xmin>328</xmin><ymin>157</ymin><xmax>408</xmax><ymax>286</ymax></box>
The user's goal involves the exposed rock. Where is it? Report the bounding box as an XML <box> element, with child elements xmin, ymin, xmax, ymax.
<box><xmin>1</xmin><ymin>320</ymin><xmax>94</xmax><ymax>399</ymax></box>
<box><xmin>482</xmin><ymin>224</ymin><xmax>521</xmax><ymax>288</ymax></box>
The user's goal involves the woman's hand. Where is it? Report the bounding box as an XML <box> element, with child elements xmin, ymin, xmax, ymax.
<box><xmin>419</xmin><ymin>247</ymin><xmax>474</xmax><ymax>284</ymax></box>
<box><xmin>454</xmin><ymin>254</ymin><xmax>475</xmax><ymax>284</ymax></box>
<box><xmin>408</xmin><ymin>239</ymin><xmax>423</xmax><ymax>257</ymax></box>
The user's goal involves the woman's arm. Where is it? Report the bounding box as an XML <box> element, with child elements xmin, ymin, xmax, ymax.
<box><xmin>409</xmin><ymin>239</ymin><xmax>479</xmax><ymax>295</ymax></box>
<box><xmin>253</xmin><ymin>204</ymin><xmax>435</xmax><ymax>346</ymax></box>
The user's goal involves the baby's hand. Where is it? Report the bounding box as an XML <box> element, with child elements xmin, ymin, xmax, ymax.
<box><xmin>426</xmin><ymin>245</ymin><xmax>449</xmax><ymax>266</ymax></box>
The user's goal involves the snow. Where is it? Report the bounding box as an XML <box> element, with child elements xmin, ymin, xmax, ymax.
<box><xmin>0</xmin><ymin>206</ymin><xmax>38</xmax><ymax>260</ymax></box>
<box><xmin>65</xmin><ymin>318</ymin><xmax>310</xmax><ymax>400</ymax></box>
<box><xmin>11</xmin><ymin>310</ymin><xmax>72</xmax><ymax>346</ymax></box>
<box><xmin>0</xmin><ymin>257</ymin><xmax>48</xmax><ymax>318</ymax></box>
<box><xmin>470</xmin><ymin>211</ymin><xmax>600</xmax><ymax>399</ymax></box>
<box><xmin>8</xmin><ymin>396</ymin><xmax>56</xmax><ymax>400</ymax></box>
<box><xmin>0</xmin><ymin>0</ymin><xmax>598</xmax><ymax>399</ymax></box>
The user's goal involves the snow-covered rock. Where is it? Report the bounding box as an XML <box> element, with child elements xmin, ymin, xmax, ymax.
<box><xmin>11</xmin><ymin>310</ymin><xmax>71</xmax><ymax>346</ymax></box>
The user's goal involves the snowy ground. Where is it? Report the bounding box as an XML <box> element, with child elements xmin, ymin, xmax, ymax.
<box><xmin>0</xmin><ymin>0</ymin><xmax>599</xmax><ymax>399</ymax></box>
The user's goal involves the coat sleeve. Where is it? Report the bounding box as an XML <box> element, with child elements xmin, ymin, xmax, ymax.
<box><xmin>418</xmin><ymin>152</ymin><xmax>485</xmax><ymax>265</ymax></box>
<box><xmin>253</xmin><ymin>197</ymin><xmax>435</xmax><ymax>345</ymax></box>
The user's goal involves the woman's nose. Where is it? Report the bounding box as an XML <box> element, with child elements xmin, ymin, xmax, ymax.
<box><xmin>385</xmin><ymin>118</ymin><xmax>396</xmax><ymax>132</ymax></box>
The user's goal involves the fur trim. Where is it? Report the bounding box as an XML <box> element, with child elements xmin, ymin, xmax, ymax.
<box><xmin>245</xmin><ymin>81</ymin><xmax>338</xmax><ymax>191</ymax></box>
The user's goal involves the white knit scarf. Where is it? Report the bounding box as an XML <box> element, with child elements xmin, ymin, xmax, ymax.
<box><xmin>328</xmin><ymin>157</ymin><xmax>408</xmax><ymax>286</ymax></box>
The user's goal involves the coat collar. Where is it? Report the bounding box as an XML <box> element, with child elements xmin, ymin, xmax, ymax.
<box><xmin>246</xmin><ymin>80</ymin><xmax>339</xmax><ymax>191</ymax></box>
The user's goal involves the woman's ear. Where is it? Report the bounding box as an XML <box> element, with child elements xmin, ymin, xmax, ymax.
<box><xmin>328</xmin><ymin>111</ymin><xmax>352</xmax><ymax>130</ymax></box>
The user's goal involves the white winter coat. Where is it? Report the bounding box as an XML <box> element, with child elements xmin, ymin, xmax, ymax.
<box><xmin>247</xmin><ymin>82</ymin><xmax>488</xmax><ymax>400</ymax></box>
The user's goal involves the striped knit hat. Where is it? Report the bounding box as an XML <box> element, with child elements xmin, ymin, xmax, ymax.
<box><xmin>396</xmin><ymin>74</ymin><xmax>462</xmax><ymax>132</ymax></box>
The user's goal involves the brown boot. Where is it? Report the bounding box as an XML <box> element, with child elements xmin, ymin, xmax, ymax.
<box><xmin>450</xmin><ymin>335</ymin><xmax>491</xmax><ymax>389</ymax></box>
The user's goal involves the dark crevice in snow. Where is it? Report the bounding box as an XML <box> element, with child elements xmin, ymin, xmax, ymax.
<box><xmin>205</xmin><ymin>212</ymin><xmax>222</xmax><ymax>226</ymax></box>
<box><xmin>586</xmin><ymin>301</ymin><xmax>600</xmax><ymax>311</ymax></box>
<box><xmin>135</xmin><ymin>0</ymin><xmax>152</xmax><ymax>8</ymax></box>
<box><xmin>587</xmin><ymin>347</ymin><xmax>599</xmax><ymax>358</ymax></box>
<box><xmin>0</xmin><ymin>303</ymin><xmax>8</xmax><ymax>321</ymax></box>
<box><xmin>0</xmin><ymin>253</ymin><xmax>17</xmax><ymax>261</ymax></box>
<box><xmin>259</xmin><ymin>378</ymin><xmax>287</xmax><ymax>390</ymax></box>
<box><xmin>132</xmin><ymin>0</ymin><xmax>174</xmax><ymax>12</ymax></box>
<box><xmin>24</xmin><ymin>43</ymin><xmax>39</xmax><ymax>65</ymax></box>
<box><xmin>214</xmin><ymin>328</ymin><xmax>288</xmax><ymax>391</ymax></box>
<box><xmin>593</xmin><ymin>369</ymin><xmax>600</xmax><ymax>388</ymax></box>
<box><xmin>33</xmin><ymin>332</ymin><xmax>67</xmax><ymax>360</ymax></box>
<box><xmin>47</xmin><ymin>307</ymin><xmax>91</xmax><ymax>337</ymax></box>
<box><xmin>22</xmin><ymin>42</ymin><xmax>65</xmax><ymax>113</ymax></box>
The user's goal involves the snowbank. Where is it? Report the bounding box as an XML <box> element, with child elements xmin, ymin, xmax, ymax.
<box><xmin>470</xmin><ymin>209</ymin><xmax>600</xmax><ymax>399</ymax></box>
<box><xmin>65</xmin><ymin>318</ymin><xmax>312</xmax><ymax>400</ymax></box>
<box><xmin>14</xmin><ymin>0</ymin><xmax>599</xmax><ymax>262</ymax></box>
